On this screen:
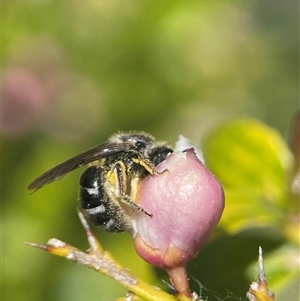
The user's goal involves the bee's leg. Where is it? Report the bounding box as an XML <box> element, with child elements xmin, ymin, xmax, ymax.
<box><xmin>112</xmin><ymin>161</ymin><xmax>152</xmax><ymax>217</ymax></box>
<box><xmin>132</xmin><ymin>157</ymin><xmax>166</xmax><ymax>175</ymax></box>
<box><xmin>120</xmin><ymin>195</ymin><xmax>152</xmax><ymax>217</ymax></box>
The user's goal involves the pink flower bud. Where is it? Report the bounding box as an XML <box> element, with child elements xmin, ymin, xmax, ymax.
<box><xmin>132</xmin><ymin>147</ymin><xmax>225</xmax><ymax>272</ymax></box>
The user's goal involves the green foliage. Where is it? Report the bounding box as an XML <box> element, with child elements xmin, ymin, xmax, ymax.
<box><xmin>203</xmin><ymin>118</ymin><xmax>293</xmax><ymax>232</ymax></box>
<box><xmin>201</xmin><ymin>118</ymin><xmax>299</xmax><ymax>300</ymax></box>
<box><xmin>2</xmin><ymin>1</ymin><xmax>298</xmax><ymax>301</ymax></box>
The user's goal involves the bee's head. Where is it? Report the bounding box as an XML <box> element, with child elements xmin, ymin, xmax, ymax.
<box><xmin>109</xmin><ymin>132</ymin><xmax>173</xmax><ymax>163</ymax></box>
<box><xmin>110</xmin><ymin>132</ymin><xmax>155</xmax><ymax>154</ymax></box>
<box><xmin>148</xmin><ymin>146</ymin><xmax>173</xmax><ymax>166</ymax></box>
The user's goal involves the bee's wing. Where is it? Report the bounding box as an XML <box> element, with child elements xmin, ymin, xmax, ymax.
<box><xmin>28</xmin><ymin>142</ymin><xmax>134</xmax><ymax>191</ymax></box>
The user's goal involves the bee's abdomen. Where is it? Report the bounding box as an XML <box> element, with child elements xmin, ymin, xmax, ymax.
<box><xmin>79</xmin><ymin>166</ymin><xmax>127</xmax><ymax>232</ymax></box>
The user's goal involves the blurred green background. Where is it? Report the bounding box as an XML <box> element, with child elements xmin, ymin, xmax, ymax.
<box><xmin>2</xmin><ymin>1</ymin><xmax>299</xmax><ymax>301</ymax></box>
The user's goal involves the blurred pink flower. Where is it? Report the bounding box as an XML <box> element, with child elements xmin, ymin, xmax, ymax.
<box><xmin>1</xmin><ymin>69</ymin><xmax>50</xmax><ymax>137</ymax></box>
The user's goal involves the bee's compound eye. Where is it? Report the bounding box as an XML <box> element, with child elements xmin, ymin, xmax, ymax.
<box><xmin>149</xmin><ymin>147</ymin><xmax>173</xmax><ymax>166</ymax></box>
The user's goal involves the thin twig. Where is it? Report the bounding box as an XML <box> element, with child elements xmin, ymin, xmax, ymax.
<box><xmin>26</xmin><ymin>210</ymin><xmax>194</xmax><ymax>301</ymax></box>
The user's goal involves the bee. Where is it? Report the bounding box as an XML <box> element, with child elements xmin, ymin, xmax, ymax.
<box><xmin>28</xmin><ymin>132</ymin><xmax>173</xmax><ymax>232</ymax></box>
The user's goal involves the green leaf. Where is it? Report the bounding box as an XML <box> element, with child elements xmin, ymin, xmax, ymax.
<box><xmin>202</xmin><ymin>118</ymin><xmax>293</xmax><ymax>233</ymax></box>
